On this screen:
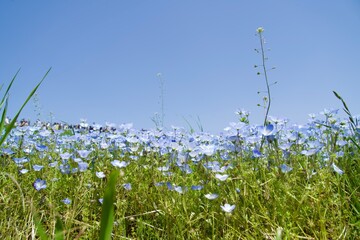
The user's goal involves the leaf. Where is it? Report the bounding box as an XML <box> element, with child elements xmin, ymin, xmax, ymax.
<box><xmin>99</xmin><ymin>170</ymin><xmax>119</xmax><ymax>240</ymax></box>
<box><xmin>55</xmin><ymin>216</ymin><xmax>65</xmax><ymax>240</ymax></box>
<box><xmin>0</xmin><ymin>98</ymin><xmax>8</xmax><ymax>138</ymax></box>
<box><xmin>333</xmin><ymin>90</ymin><xmax>360</xmax><ymax>150</ymax></box>
<box><xmin>0</xmin><ymin>68</ymin><xmax>20</xmax><ymax>110</ymax></box>
<box><xmin>33</xmin><ymin>213</ymin><xmax>49</xmax><ymax>240</ymax></box>
<box><xmin>0</xmin><ymin>68</ymin><xmax>51</xmax><ymax>146</ymax></box>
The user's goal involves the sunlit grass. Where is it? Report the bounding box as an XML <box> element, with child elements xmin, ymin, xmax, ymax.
<box><xmin>0</xmin><ymin>118</ymin><xmax>359</xmax><ymax>239</ymax></box>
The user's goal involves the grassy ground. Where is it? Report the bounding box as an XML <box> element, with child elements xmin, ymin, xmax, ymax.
<box><xmin>0</xmin><ymin>120</ymin><xmax>359</xmax><ymax>239</ymax></box>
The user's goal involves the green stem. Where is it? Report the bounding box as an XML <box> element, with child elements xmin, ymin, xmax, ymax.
<box><xmin>258</xmin><ymin>32</ymin><xmax>271</xmax><ymax>126</ymax></box>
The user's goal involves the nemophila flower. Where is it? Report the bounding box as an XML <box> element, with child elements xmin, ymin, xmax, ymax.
<box><xmin>204</xmin><ymin>193</ymin><xmax>219</xmax><ymax>200</ymax></box>
<box><xmin>123</xmin><ymin>183</ymin><xmax>132</xmax><ymax>190</ymax></box>
<box><xmin>280</xmin><ymin>164</ymin><xmax>292</xmax><ymax>173</ymax></box>
<box><xmin>62</xmin><ymin>198</ymin><xmax>71</xmax><ymax>205</ymax></box>
<box><xmin>252</xmin><ymin>149</ymin><xmax>262</xmax><ymax>158</ymax></box>
<box><xmin>261</xmin><ymin>124</ymin><xmax>275</xmax><ymax>137</ymax></box>
<box><xmin>179</xmin><ymin>164</ymin><xmax>193</xmax><ymax>174</ymax></box>
<box><xmin>73</xmin><ymin>158</ymin><xmax>82</xmax><ymax>163</ymax></box>
<box><xmin>19</xmin><ymin>169</ymin><xmax>29</xmax><ymax>174</ymax></box>
<box><xmin>337</xmin><ymin>140</ymin><xmax>348</xmax><ymax>147</ymax></box>
<box><xmin>174</xmin><ymin>186</ymin><xmax>186</xmax><ymax>194</ymax></box>
<box><xmin>166</xmin><ymin>182</ymin><xmax>174</xmax><ymax>190</ymax></box>
<box><xmin>199</xmin><ymin>144</ymin><xmax>217</xmax><ymax>156</ymax></box>
<box><xmin>13</xmin><ymin>157</ymin><xmax>29</xmax><ymax>165</ymax></box>
<box><xmin>96</xmin><ymin>171</ymin><xmax>106</xmax><ymax>178</ymax></box>
<box><xmin>60</xmin><ymin>152</ymin><xmax>72</xmax><ymax>160</ymax></box>
<box><xmin>154</xmin><ymin>182</ymin><xmax>164</xmax><ymax>187</ymax></box>
<box><xmin>78</xmin><ymin>150</ymin><xmax>92</xmax><ymax>159</ymax></box>
<box><xmin>32</xmin><ymin>164</ymin><xmax>44</xmax><ymax>171</ymax></box>
<box><xmin>215</xmin><ymin>174</ymin><xmax>229</xmax><ymax>181</ymax></box>
<box><xmin>191</xmin><ymin>185</ymin><xmax>203</xmax><ymax>191</ymax></box>
<box><xmin>100</xmin><ymin>142</ymin><xmax>109</xmax><ymax>149</ymax></box>
<box><xmin>59</xmin><ymin>164</ymin><xmax>71</xmax><ymax>174</ymax></box>
<box><xmin>33</xmin><ymin>179</ymin><xmax>47</xmax><ymax>191</ymax></box>
<box><xmin>2</xmin><ymin>148</ymin><xmax>14</xmax><ymax>155</ymax></box>
<box><xmin>332</xmin><ymin>163</ymin><xmax>344</xmax><ymax>175</ymax></box>
<box><xmin>39</xmin><ymin>130</ymin><xmax>51</xmax><ymax>137</ymax></box>
<box><xmin>111</xmin><ymin>160</ymin><xmax>129</xmax><ymax>168</ymax></box>
<box><xmin>36</xmin><ymin>144</ymin><xmax>48</xmax><ymax>152</ymax></box>
<box><xmin>158</xmin><ymin>166</ymin><xmax>170</xmax><ymax>172</ymax></box>
<box><xmin>98</xmin><ymin>198</ymin><xmax>103</xmax><ymax>204</ymax></box>
<box><xmin>221</xmin><ymin>203</ymin><xmax>235</xmax><ymax>213</ymax></box>
<box><xmin>336</xmin><ymin>151</ymin><xmax>344</xmax><ymax>157</ymax></box>
<box><xmin>78</xmin><ymin>161</ymin><xmax>89</xmax><ymax>172</ymax></box>
<box><xmin>301</xmin><ymin>148</ymin><xmax>319</xmax><ymax>156</ymax></box>
<box><xmin>49</xmin><ymin>161</ymin><xmax>58</xmax><ymax>168</ymax></box>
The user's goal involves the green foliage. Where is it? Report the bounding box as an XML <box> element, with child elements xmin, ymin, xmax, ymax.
<box><xmin>333</xmin><ymin>90</ymin><xmax>360</xmax><ymax>149</ymax></box>
<box><xmin>99</xmin><ymin>170</ymin><xmax>119</xmax><ymax>240</ymax></box>
<box><xmin>0</xmin><ymin>68</ymin><xmax>50</xmax><ymax>146</ymax></box>
<box><xmin>0</xmin><ymin>143</ymin><xmax>359</xmax><ymax>239</ymax></box>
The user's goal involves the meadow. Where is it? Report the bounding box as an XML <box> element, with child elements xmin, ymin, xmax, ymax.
<box><xmin>0</xmin><ymin>109</ymin><xmax>359</xmax><ymax>239</ymax></box>
<box><xmin>1</xmin><ymin>28</ymin><xmax>359</xmax><ymax>239</ymax></box>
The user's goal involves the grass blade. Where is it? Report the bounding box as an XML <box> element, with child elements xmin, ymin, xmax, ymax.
<box><xmin>99</xmin><ymin>170</ymin><xmax>119</xmax><ymax>240</ymax></box>
<box><xmin>33</xmin><ymin>213</ymin><xmax>49</xmax><ymax>240</ymax></box>
<box><xmin>55</xmin><ymin>216</ymin><xmax>65</xmax><ymax>240</ymax></box>
<box><xmin>0</xmin><ymin>98</ymin><xmax>8</xmax><ymax>137</ymax></box>
<box><xmin>0</xmin><ymin>68</ymin><xmax>20</xmax><ymax>109</ymax></box>
<box><xmin>0</xmin><ymin>68</ymin><xmax>51</xmax><ymax>146</ymax></box>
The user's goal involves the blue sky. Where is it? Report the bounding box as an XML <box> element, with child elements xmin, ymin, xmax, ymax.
<box><xmin>1</xmin><ymin>1</ymin><xmax>359</xmax><ymax>133</ymax></box>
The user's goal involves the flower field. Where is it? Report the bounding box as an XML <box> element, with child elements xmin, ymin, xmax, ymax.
<box><xmin>1</xmin><ymin>109</ymin><xmax>359</xmax><ymax>239</ymax></box>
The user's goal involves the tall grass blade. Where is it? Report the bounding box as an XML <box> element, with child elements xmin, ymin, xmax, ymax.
<box><xmin>0</xmin><ymin>68</ymin><xmax>20</xmax><ymax>110</ymax></box>
<box><xmin>0</xmin><ymin>68</ymin><xmax>51</xmax><ymax>146</ymax></box>
<box><xmin>33</xmin><ymin>213</ymin><xmax>49</xmax><ymax>240</ymax></box>
<box><xmin>55</xmin><ymin>216</ymin><xmax>65</xmax><ymax>240</ymax></box>
<box><xmin>0</xmin><ymin>98</ymin><xmax>8</xmax><ymax>138</ymax></box>
<box><xmin>333</xmin><ymin>91</ymin><xmax>356</xmax><ymax>129</ymax></box>
<box><xmin>333</xmin><ymin>90</ymin><xmax>359</xmax><ymax>150</ymax></box>
<box><xmin>99</xmin><ymin>170</ymin><xmax>119</xmax><ymax>240</ymax></box>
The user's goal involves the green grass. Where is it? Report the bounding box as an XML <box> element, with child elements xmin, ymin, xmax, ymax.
<box><xmin>0</xmin><ymin>138</ymin><xmax>359</xmax><ymax>239</ymax></box>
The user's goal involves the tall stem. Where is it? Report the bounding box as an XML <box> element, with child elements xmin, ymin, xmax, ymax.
<box><xmin>258</xmin><ymin>31</ymin><xmax>271</xmax><ymax>126</ymax></box>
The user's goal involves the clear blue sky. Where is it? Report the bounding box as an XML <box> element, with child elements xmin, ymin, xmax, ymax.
<box><xmin>1</xmin><ymin>1</ymin><xmax>359</xmax><ymax>133</ymax></box>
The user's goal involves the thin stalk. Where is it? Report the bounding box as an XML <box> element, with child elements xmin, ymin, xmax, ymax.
<box><xmin>258</xmin><ymin>31</ymin><xmax>271</xmax><ymax>126</ymax></box>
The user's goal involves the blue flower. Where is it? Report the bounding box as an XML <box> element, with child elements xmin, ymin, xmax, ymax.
<box><xmin>36</xmin><ymin>145</ymin><xmax>48</xmax><ymax>152</ymax></box>
<box><xmin>332</xmin><ymin>163</ymin><xmax>344</xmax><ymax>175</ymax></box>
<box><xmin>221</xmin><ymin>203</ymin><xmax>235</xmax><ymax>213</ymax></box>
<box><xmin>78</xmin><ymin>161</ymin><xmax>89</xmax><ymax>172</ymax></box>
<box><xmin>174</xmin><ymin>186</ymin><xmax>186</xmax><ymax>194</ymax></box>
<box><xmin>62</xmin><ymin>198</ymin><xmax>71</xmax><ymax>205</ymax></box>
<box><xmin>96</xmin><ymin>171</ymin><xmax>106</xmax><ymax>178</ymax></box>
<box><xmin>261</xmin><ymin>124</ymin><xmax>275</xmax><ymax>136</ymax></box>
<box><xmin>123</xmin><ymin>183</ymin><xmax>132</xmax><ymax>190</ymax></box>
<box><xmin>280</xmin><ymin>164</ymin><xmax>292</xmax><ymax>173</ymax></box>
<box><xmin>19</xmin><ymin>169</ymin><xmax>29</xmax><ymax>174</ymax></box>
<box><xmin>301</xmin><ymin>148</ymin><xmax>319</xmax><ymax>156</ymax></box>
<box><xmin>215</xmin><ymin>174</ymin><xmax>229</xmax><ymax>181</ymax></box>
<box><xmin>252</xmin><ymin>149</ymin><xmax>262</xmax><ymax>158</ymax></box>
<box><xmin>33</xmin><ymin>164</ymin><xmax>44</xmax><ymax>171</ymax></box>
<box><xmin>204</xmin><ymin>193</ymin><xmax>219</xmax><ymax>200</ymax></box>
<box><xmin>13</xmin><ymin>157</ymin><xmax>29</xmax><ymax>165</ymax></box>
<box><xmin>49</xmin><ymin>161</ymin><xmax>58</xmax><ymax>168</ymax></box>
<box><xmin>33</xmin><ymin>179</ymin><xmax>47</xmax><ymax>191</ymax></box>
<box><xmin>111</xmin><ymin>160</ymin><xmax>129</xmax><ymax>168</ymax></box>
<box><xmin>60</xmin><ymin>152</ymin><xmax>72</xmax><ymax>160</ymax></box>
<box><xmin>191</xmin><ymin>185</ymin><xmax>203</xmax><ymax>191</ymax></box>
<box><xmin>78</xmin><ymin>150</ymin><xmax>92</xmax><ymax>159</ymax></box>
